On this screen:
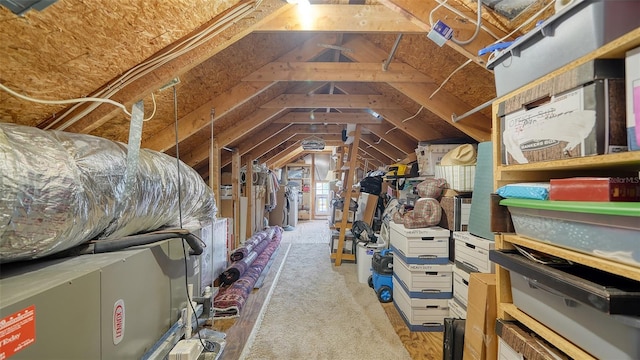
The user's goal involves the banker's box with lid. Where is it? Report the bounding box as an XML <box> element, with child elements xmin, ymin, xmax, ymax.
<box><xmin>389</xmin><ymin>221</ymin><xmax>449</xmax><ymax>264</ymax></box>
<box><xmin>448</xmin><ymin>298</ymin><xmax>466</xmax><ymax>319</ymax></box>
<box><xmin>392</xmin><ymin>257</ymin><xmax>453</xmax><ymax>299</ymax></box>
<box><xmin>392</xmin><ymin>276</ymin><xmax>450</xmax><ymax>332</ymax></box>
<box><xmin>486</xmin><ymin>0</ymin><xmax>640</xmax><ymax>97</ymax></box>
<box><xmin>498</xmin><ymin>74</ymin><xmax>626</xmax><ymax>165</ymax></box>
<box><xmin>501</xmin><ymin>198</ymin><xmax>640</xmax><ymax>267</ymax></box>
<box><xmin>453</xmin><ymin>231</ymin><xmax>495</xmax><ymax>273</ymax></box>
<box><xmin>453</xmin><ymin>266</ymin><xmax>470</xmax><ymax>307</ymax></box>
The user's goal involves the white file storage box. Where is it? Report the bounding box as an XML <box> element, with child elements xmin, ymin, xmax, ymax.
<box><xmin>453</xmin><ymin>231</ymin><xmax>495</xmax><ymax>273</ymax></box>
<box><xmin>453</xmin><ymin>265</ymin><xmax>470</xmax><ymax>307</ymax></box>
<box><xmin>389</xmin><ymin>221</ymin><xmax>450</xmax><ymax>264</ymax></box>
<box><xmin>393</xmin><ymin>258</ymin><xmax>453</xmax><ymax>299</ymax></box>
<box><xmin>392</xmin><ymin>276</ymin><xmax>450</xmax><ymax>332</ymax></box>
<box><xmin>448</xmin><ymin>297</ymin><xmax>467</xmax><ymax>319</ymax></box>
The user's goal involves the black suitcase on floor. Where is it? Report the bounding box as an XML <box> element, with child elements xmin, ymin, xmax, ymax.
<box><xmin>442</xmin><ymin>318</ymin><xmax>465</xmax><ymax>360</ymax></box>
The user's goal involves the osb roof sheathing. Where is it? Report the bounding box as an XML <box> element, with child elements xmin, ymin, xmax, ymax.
<box><xmin>0</xmin><ymin>0</ymin><xmax>243</xmax><ymax>126</ymax></box>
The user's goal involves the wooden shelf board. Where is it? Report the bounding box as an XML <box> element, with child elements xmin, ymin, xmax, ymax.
<box><xmin>502</xmin><ymin>234</ymin><xmax>640</xmax><ymax>282</ymax></box>
<box><xmin>499</xmin><ymin>303</ymin><xmax>596</xmax><ymax>360</ymax></box>
<box><xmin>496</xmin><ymin>152</ymin><xmax>640</xmax><ymax>173</ymax></box>
<box><xmin>330</xmin><ymin>253</ymin><xmax>355</xmax><ymax>261</ymax></box>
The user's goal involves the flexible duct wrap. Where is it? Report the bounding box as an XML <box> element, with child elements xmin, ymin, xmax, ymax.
<box><xmin>0</xmin><ymin>123</ymin><xmax>217</xmax><ymax>263</ymax></box>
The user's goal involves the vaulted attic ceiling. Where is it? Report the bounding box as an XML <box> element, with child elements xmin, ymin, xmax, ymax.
<box><xmin>0</xmin><ymin>0</ymin><xmax>556</xmax><ymax>179</ymax></box>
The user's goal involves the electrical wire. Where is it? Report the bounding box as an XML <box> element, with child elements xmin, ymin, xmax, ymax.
<box><xmin>451</xmin><ymin>0</ymin><xmax>483</xmax><ymax>45</ymax></box>
<box><xmin>51</xmin><ymin>2</ymin><xmax>255</xmax><ymax>130</ymax></box>
<box><xmin>429</xmin><ymin>0</ymin><xmax>486</xmax><ymax>45</ymax></box>
<box><xmin>402</xmin><ymin>105</ymin><xmax>424</xmax><ymax>123</ymax></box>
<box><xmin>0</xmin><ymin>82</ymin><xmax>131</xmax><ymax>116</ymax></box>
<box><xmin>1</xmin><ymin>82</ymin><xmax>159</xmax><ymax>122</ymax></box>
<box><xmin>429</xmin><ymin>59</ymin><xmax>472</xmax><ymax>99</ymax></box>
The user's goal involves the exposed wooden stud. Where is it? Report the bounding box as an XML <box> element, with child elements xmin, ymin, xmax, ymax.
<box><xmin>232</xmin><ymin>148</ymin><xmax>242</xmax><ymax>247</ymax></box>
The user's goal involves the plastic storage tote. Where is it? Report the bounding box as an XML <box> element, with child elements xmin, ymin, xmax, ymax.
<box><xmin>501</xmin><ymin>198</ymin><xmax>640</xmax><ymax>267</ymax></box>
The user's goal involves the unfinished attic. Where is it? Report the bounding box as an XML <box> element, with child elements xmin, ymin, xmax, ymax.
<box><xmin>2</xmin><ymin>0</ymin><xmax>640</xmax><ymax>359</ymax></box>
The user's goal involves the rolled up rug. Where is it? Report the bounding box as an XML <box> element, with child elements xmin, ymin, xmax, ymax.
<box><xmin>219</xmin><ymin>250</ymin><xmax>258</xmax><ymax>286</ymax></box>
<box><xmin>229</xmin><ymin>228</ymin><xmax>273</xmax><ymax>262</ymax></box>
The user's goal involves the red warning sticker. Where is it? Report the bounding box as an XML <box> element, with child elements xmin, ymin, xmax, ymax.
<box><xmin>0</xmin><ymin>305</ymin><xmax>36</xmax><ymax>359</ymax></box>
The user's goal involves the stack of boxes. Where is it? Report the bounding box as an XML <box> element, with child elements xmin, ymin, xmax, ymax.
<box><xmin>450</xmin><ymin>231</ymin><xmax>494</xmax><ymax>320</ymax></box>
<box><xmin>389</xmin><ymin>221</ymin><xmax>452</xmax><ymax>332</ymax></box>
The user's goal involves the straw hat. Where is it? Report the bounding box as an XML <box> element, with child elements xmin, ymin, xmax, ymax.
<box><xmin>440</xmin><ymin>144</ymin><xmax>477</xmax><ymax>165</ymax></box>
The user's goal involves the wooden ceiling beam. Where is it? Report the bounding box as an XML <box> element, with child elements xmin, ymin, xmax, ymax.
<box><xmin>186</xmin><ymin>121</ymin><xmax>292</xmax><ymax>168</ymax></box>
<box><xmin>332</xmin><ymin>82</ymin><xmax>444</xmax><ymax>142</ymax></box>
<box><xmin>141</xmin><ymin>33</ymin><xmax>338</xmax><ymax>152</ymax></box>
<box><xmin>342</xmin><ymin>35</ymin><xmax>491</xmax><ymax>141</ymax></box>
<box><xmin>361</xmin><ymin>133</ymin><xmax>406</xmax><ymax>161</ymax></box>
<box><xmin>267</xmin><ymin>143</ymin><xmax>305</xmax><ymax>168</ymax></box>
<box><xmin>262</xmin><ymin>94</ymin><xmax>404</xmax><ymax>109</ymax></box>
<box><xmin>273</xmin><ymin>112</ymin><xmax>381</xmax><ymax>124</ymax></box>
<box><xmin>220</xmin><ymin>124</ymin><xmax>343</xmax><ymax>167</ymax></box>
<box><xmin>216</xmin><ymin>107</ymin><xmax>288</xmax><ymax>147</ymax></box>
<box><xmin>363</xmin><ymin>123</ymin><xmax>417</xmax><ymax>154</ymax></box>
<box><xmin>357</xmin><ymin>149</ymin><xmax>384</xmax><ymax>169</ymax></box>
<box><xmin>245</xmin><ymin>133</ymin><xmax>342</xmax><ymax>166</ymax></box>
<box><xmin>255</xmin><ymin>5</ymin><xmax>426</xmax><ymax>34</ymax></box>
<box><xmin>374</xmin><ymin>108</ymin><xmax>443</xmax><ymax>142</ymax></box>
<box><xmin>356</xmin><ymin>144</ymin><xmax>395</xmax><ymax>165</ymax></box>
<box><xmin>243</xmin><ymin>62</ymin><xmax>432</xmax><ymax>82</ymax></box>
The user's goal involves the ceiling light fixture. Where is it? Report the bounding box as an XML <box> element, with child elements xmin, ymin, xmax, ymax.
<box><xmin>301</xmin><ymin>136</ymin><xmax>325</xmax><ymax>150</ymax></box>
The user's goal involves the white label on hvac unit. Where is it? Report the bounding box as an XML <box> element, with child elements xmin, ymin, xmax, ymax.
<box><xmin>113</xmin><ymin>299</ymin><xmax>125</xmax><ymax>345</ymax></box>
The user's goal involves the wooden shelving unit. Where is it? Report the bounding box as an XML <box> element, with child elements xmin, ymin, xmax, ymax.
<box><xmin>492</xmin><ymin>27</ymin><xmax>640</xmax><ymax>358</ymax></box>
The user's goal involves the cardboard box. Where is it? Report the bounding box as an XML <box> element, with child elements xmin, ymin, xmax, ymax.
<box><xmin>439</xmin><ymin>195</ymin><xmax>472</xmax><ymax>231</ymax></box>
<box><xmin>496</xmin><ymin>320</ymin><xmax>570</xmax><ymax>360</ymax></box>
<box><xmin>463</xmin><ymin>273</ymin><xmax>497</xmax><ymax>360</ymax></box>
<box><xmin>626</xmin><ymin>46</ymin><xmax>640</xmax><ymax>151</ymax></box>
<box><xmin>500</xmin><ymin>79</ymin><xmax>627</xmax><ymax>165</ymax></box>
<box><xmin>415</xmin><ymin>143</ymin><xmax>462</xmax><ymax>176</ymax></box>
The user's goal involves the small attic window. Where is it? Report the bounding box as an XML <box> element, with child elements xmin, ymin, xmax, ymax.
<box><xmin>482</xmin><ymin>0</ymin><xmax>539</xmax><ymax>20</ymax></box>
<box><xmin>1</xmin><ymin>0</ymin><xmax>57</xmax><ymax>16</ymax></box>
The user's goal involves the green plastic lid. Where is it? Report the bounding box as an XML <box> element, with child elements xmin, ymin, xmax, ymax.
<box><xmin>499</xmin><ymin>198</ymin><xmax>640</xmax><ymax>217</ymax></box>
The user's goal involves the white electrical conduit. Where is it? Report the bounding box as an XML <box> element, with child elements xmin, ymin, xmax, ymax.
<box><xmin>0</xmin><ymin>82</ymin><xmax>158</xmax><ymax>121</ymax></box>
<box><xmin>38</xmin><ymin>0</ymin><xmax>261</xmax><ymax>130</ymax></box>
